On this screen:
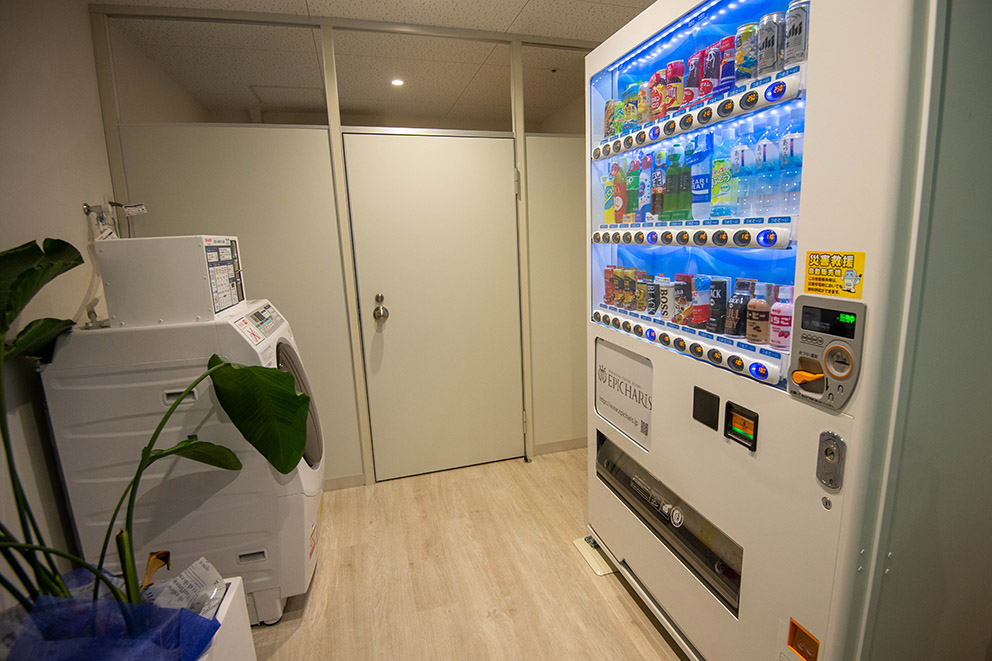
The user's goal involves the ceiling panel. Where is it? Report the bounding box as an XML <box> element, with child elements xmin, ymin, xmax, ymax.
<box><xmin>331</xmin><ymin>30</ymin><xmax>496</xmax><ymax>64</ymax></box>
<box><xmin>305</xmin><ymin>0</ymin><xmax>530</xmax><ymax>33</ymax></box>
<box><xmin>484</xmin><ymin>43</ymin><xmax>586</xmax><ymax>71</ymax></box>
<box><xmin>507</xmin><ymin>0</ymin><xmax>643</xmax><ymax>42</ymax></box>
<box><xmin>109</xmin><ymin>0</ymin><xmax>309</xmax><ymax>14</ymax></box>
<box><xmin>112</xmin><ymin>18</ymin><xmax>316</xmax><ymax>52</ymax></box>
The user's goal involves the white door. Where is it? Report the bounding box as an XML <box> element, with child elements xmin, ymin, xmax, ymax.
<box><xmin>344</xmin><ymin>133</ymin><xmax>525</xmax><ymax>481</ymax></box>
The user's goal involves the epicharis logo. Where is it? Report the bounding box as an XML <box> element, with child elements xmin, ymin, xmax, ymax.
<box><xmin>598</xmin><ymin>364</ymin><xmax>652</xmax><ymax>411</ymax></box>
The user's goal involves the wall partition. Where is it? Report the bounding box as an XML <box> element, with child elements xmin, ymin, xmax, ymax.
<box><xmin>90</xmin><ymin>4</ymin><xmax>595</xmax><ymax>485</ymax></box>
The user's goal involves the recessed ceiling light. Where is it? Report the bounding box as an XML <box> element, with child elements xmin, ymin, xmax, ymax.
<box><xmin>391</xmin><ymin>79</ymin><xmax>404</xmax><ymax>86</ymax></box>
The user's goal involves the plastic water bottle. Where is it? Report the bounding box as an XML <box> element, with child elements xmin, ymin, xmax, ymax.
<box><xmin>755</xmin><ymin>113</ymin><xmax>782</xmax><ymax>215</ymax></box>
<box><xmin>637</xmin><ymin>152</ymin><xmax>653</xmax><ymax>223</ymax></box>
<box><xmin>710</xmin><ymin>128</ymin><xmax>737</xmax><ymax>217</ymax></box>
<box><xmin>731</xmin><ymin>117</ymin><xmax>761</xmax><ymax>218</ymax></box>
<box><xmin>688</xmin><ymin>131</ymin><xmax>713</xmax><ymax>220</ymax></box>
<box><xmin>663</xmin><ymin>144</ymin><xmax>685</xmax><ymax>221</ymax></box>
<box><xmin>780</xmin><ymin>106</ymin><xmax>805</xmax><ymax>216</ymax></box>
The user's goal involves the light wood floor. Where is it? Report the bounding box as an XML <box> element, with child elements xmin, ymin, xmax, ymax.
<box><xmin>252</xmin><ymin>448</ymin><xmax>686</xmax><ymax>660</ymax></box>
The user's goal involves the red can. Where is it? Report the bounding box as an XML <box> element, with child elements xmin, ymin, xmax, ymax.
<box><xmin>684</xmin><ymin>50</ymin><xmax>703</xmax><ymax>105</ymax></box>
<box><xmin>665</xmin><ymin>60</ymin><xmax>685</xmax><ymax>112</ymax></box>
<box><xmin>649</xmin><ymin>70</ymin><xmax>667</xmax><ymax>120</ymax></box>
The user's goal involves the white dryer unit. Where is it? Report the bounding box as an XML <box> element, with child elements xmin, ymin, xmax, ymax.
<box><xmin>41</xmin><ymin>236</ymin><xmax>323</xmax><ymax>625</ymax></box>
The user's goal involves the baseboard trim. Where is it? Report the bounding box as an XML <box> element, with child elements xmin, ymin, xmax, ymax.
<box><xmin>322</xmin><ymin>473</ymin><xmax>365</xmax><ymax>492</ymax></box>
<box><xmin>534</xmin><ymin>436</ymin><xmax>586</xmax><ymax>456</ymax></box>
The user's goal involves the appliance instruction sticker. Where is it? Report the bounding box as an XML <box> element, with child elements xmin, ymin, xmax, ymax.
<box><xmin>595</xmin><ymin>339</ymin><xmax>653</xmax><ymax>451</ymax></box>
<box><xmin>804</xmin><ymin>251</ymin><xmax>866</xmax><ymax>299</ymax></box>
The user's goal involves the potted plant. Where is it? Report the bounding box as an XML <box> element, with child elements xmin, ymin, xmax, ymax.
<box><xmin>0</xmin><ymin>239</ymin><xmax>310</xmax><ymax>657</ymax></box>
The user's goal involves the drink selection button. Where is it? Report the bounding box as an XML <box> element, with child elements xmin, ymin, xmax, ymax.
<box><xmin>673</xmin><ymin>337</ymin><xmax>688</xmax><ymax>352</ymax></box>
<box><xmin>690</xmin><ymin>343</ymin><xmax>704</xmax><ymax>357</ymax></box>
<box><xmin>622</xmin><ymin>232</ymin><xmax>633</xmax><ymax>243</ymax></box>
<box><xmin>646</xmin><ymin>231</ymin><xmax>659</xmax><ymax>244</ymax></box>
<box><xmin>712</xmin><ymin>229</ymin><xmax>729</xmax><ymax>246</ymax></box>
<box><xmin>622</xmin><ymin>320</ymin><xmax>632</xmax><ymax>333</ymax></box>
<box><xmin>660</xmin><ymin>231</ymin><xmax>674</xmax><ymax>245</ymax></box>
<box><xmin>593</xmin><ymin>147</ymin><xmax>602</xmax><ymax>160</ymax></box>
<box><xmin>634</xmin><ymin>231</ymin><xmax>645</xmax><ymax>244</ymax></box>
<box><xmin>697</xmin><ymin>106</ymin><xmax>714</xmax><ymax>124</ymax></box>
<box><xmin>612</xmin><ymin>232</ymin><xmax>622</xmax><ymax>243</ymax></box>
<box><xmin>612</xmin><ymin>317</ymin><xmax>622</xmax><ymax>329</ymax></box>
<box><xmin>740</xmin><ymin>90</ymin><xmax>760</xmax><ymax>109</ymax></box>
<box><xmin>659</xmin><ymin>332</ymin><xmax>671</xmax><ymax>346</ymax></box>
<box><xmin>679</xmin><ymin>114</ymin><xmax>694</xmax><ymax>130</ymax></box>
<box><xmin>645</xmin><ymin>328</ymin><xmax>657</xmax><ymax>341</ymax></box>
<box><xmin>602</xmin><ymin>144</ymin><xmax>612</xmax><ymax>157</ymax></box>
<box><xmin>593</xmin><ymin>312</ymin><xmax>602</xmax><ymax>322</ymax></box>
<box><xmin>663</xmin><ymin>120</ymin><xmax>677</xmax><ymax>136</ymax></box>
<box><xmin>623</xmin><ymin>136</ymin><xmax>634</xmax><ymax>150</ymax></box>
<box><xmin>635</xmin><ymin>130</ymin><xmax>647</xmax><ymax>145</ymax></box>
<box><xmin>717</xmin><ymin>99</ymin><xmax>735</xmax><ymax>117</ymax></box>
<box><xmin>676</xmin><ymin>231</ymin><xmax>690</xmax><ymax>245</ymax></box>
<box><xmin>733</xmin><ymin>229</ymin><xmax>752</xmax><ymax>246</ymax></box>
<box><xmin>592</xmin><ymin>232</ymin><xmax>601</xmax><ymax>243</ymax></box>
<box><xmin>707</xmin><ymin>348</ymin><xmax>723</xmax><ymax>363</ymax></box>
<box><xmin>728</xmin><ymin>355</ymin><xmax>745</xmax><ymax>371</ymax></box>
<box><xmin>633</xmin><ymin>324</ymin><xmax>643</xmax><ymax>337</ymax></box>
<box><xmin>693</xmin><ymin>230</ymin><xmax>708</xmax><ymax>246</ymax></box>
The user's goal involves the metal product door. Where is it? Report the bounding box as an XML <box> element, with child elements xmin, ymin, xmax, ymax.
<box><xmin>343</xmin><ymin>132</ymin><xmax>525</xmax><ymax>481</ymax></box>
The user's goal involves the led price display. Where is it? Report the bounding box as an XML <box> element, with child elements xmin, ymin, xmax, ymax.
<box><xmin>801</xmin><ymin>306</ymin><xmax>857</xmax><ymax>339</ymax></box>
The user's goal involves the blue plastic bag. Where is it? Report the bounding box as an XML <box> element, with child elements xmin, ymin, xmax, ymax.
<box><xmin>8</xmin><ymin>595</ymin><xmax>220</xmax><ymax>661</ymax></box>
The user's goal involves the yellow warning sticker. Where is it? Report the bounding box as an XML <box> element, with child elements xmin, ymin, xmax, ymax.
<box><xmin>804</xmin><ymin>251</ymin><xmax>865</xmax><ymax>299</ymax></box>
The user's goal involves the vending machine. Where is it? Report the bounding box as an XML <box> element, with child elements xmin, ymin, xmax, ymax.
<box><xmin>584</xmin><ymin>1</ymin><xmax>970</xmax><ymax>659</ymax></box>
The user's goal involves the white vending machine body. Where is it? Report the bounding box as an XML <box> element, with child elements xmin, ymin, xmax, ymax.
<box><xmin>585</xmin><ymin>1</ymin><xmax>946</xmax><ymax>659</ymax></box>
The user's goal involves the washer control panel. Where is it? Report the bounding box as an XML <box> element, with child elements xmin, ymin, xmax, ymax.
<box><xmin>787</xmin><ymin>296</ymin><xmax>866</xmax><ymax>410</ymax></box>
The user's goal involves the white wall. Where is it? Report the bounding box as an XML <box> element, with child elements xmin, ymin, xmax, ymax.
<box><xmin>0</xmin><ymin>0</ymin><xmax>115</xmax><ymax>608</ymax></box>
<box><xmin>118</xmin><ymin>124</ymin><xmax>364</xmax><ymax>486</ymax></box>
<box><xmin>110</xmin><ymin>23</ymin><xmax>210</xmax><ymax>124</ymax></box>
<box><xmin>526</xmin><ymin>135</ymin><xmax>587</xmax><ymax>452</ymax></box>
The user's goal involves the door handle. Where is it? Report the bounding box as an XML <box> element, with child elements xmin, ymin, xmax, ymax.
<box><xmin>373</xmin><ymin>293</ymin><xmax>389</xmax><ymax>323</ymax></box>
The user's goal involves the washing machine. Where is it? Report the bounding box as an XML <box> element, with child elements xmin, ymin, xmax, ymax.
<box><xmin>40</xmin><ymin>236</ymin><xmax>324</xmax><ymax>624</ymax></box>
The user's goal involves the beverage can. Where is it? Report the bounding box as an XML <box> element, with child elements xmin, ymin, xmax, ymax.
<box><xmin>701</xmin><ymin>45</ymin><xmax>719</xmax><ymax>96</ymax></box>
<box><xmin>613</xmin><ymin>268</ymin><xmax>626</xmax><ymax>306</ymax></box>
<box><xmin>604</xmin><ymin>267</ymin><xmax>615</xmax><ymax>305</ymax></box>
<box><xmin>672</xmin><ymin>280</ymin><xmax>693</xmax><ymax>325</ymax></box>
<box><xmin>622</xmin><ymin>83</ymin><xmax>640</xmax><ymax>131</ymax></box>
<box><xmin>636</xmin><ymin>279</ymin><xmax>649</xmax><ymax>312</ymax></box>
<box><xmin>605</xmin><ymin>100</ymin><xmax>625</xmax><ymax>138</ymax></box>
<box><xmin>645</xmin><ymin>280</ymin><xmax>659</xmax><ymax>315</ymax></box>
<box><xmin>758</xmin><ymin>13</ymin><xmax>786</xmax><ymax>76</ymax></box>
<box><xmin>691</xmin><ymin>275</ymin><xmax>711</xmax><ymax>328</ymax></box>
<box><xmin>651</xmin><ymin>151</ymin><xmax>667</xmax><ymax>216</ymax></box>
<box><xmin>650</xmin><ymin>71</ymin><xmax>667</xmax><ymax>120</ymax></box>
<box><xmin>706</xmin><ymin>277</ymin><xmax>729</xmax><ymax>334</ymax></box>
<box><xmin>735</xmin><ymin>23</ymin><xmax>759</xmax><ymax>83</ymax></box>
<box><xmin>623</xmin><ymin>268</ymin><xmax>637</xmax><ymax>309</ymax></box>
<box><xmin>665</xmin><ymin>61</ymin><xmax>685</xmax><ymax>113</ymax></box>
<box><xmin>725</xmin><ymin>278</ymin><xmax>755</xmax><ymax>336</ymax></box>
<box><xmin>655</xmin><ymin>276</ymin><xmax>674</xmax><ymax>320</ymax></box>
<box><xmin>784</xmin><ymin>0</ymin><xmax>811</xmax><ymax>66</ymax></box>
<box><xmin>638</xmin><ymin>80</ymin><xmax>653</xmax><ymax>125</ymax></box>
<box><xmin>717</xmin><ymin>36</ymin><xmax>736</xmax><ymax>93</ymax></box>
<box><xmin>684</xmin><ymin>51</ymin><xmax>703</xmax><ymax>105</ymax></box>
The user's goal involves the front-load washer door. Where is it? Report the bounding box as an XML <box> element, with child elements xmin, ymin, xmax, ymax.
<box><xmin>277</xmin><ymin>340</ymin><xmax>323</xmax><ymax>469</ymax></box>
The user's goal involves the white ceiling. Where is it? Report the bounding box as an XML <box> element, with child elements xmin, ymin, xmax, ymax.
<box><xmin>108</xmin><ymin>0</ymin><xmax>653</xmax><ymax>127</ymax></box>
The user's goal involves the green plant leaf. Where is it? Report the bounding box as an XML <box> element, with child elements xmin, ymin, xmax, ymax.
<box><xmin>3</xmin><ymin>317</ymin><xmax>74</xmax><ymax>363</ymax></box>
<box><xmin>207</xmin><ymin>354</ymin><xmax>309</xmax><ymax>474</ymax></box>
<box><xmin>0</xmin><ymin>241</ymin><xmax>44</xmax><ymax>331</ymax></box>
<box><xmin>152</xmin><ymin>439</ymin><xmax>243</xmax><ymax>471</ymax></box>
<box><xmin>2</xmin><ymin>239</ymin><xmax>82</xmax><ymax>333</ymax></box>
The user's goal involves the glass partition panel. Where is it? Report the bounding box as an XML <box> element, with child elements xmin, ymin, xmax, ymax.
<box><xmin>109</xmin><ymin>18</ymin><xmax>327</xmax><ymax>125</ymax></box>
<box><xmin>334</xmin><ymin>31</ymin><xmax>510</xmax><ymax>131</ymax></box>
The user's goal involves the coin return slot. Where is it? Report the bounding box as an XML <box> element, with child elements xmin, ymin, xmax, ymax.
<box><xmin>793</xmin><ymin>356</ymin><xmax>825</xmax><ymax>394</ymax></box>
